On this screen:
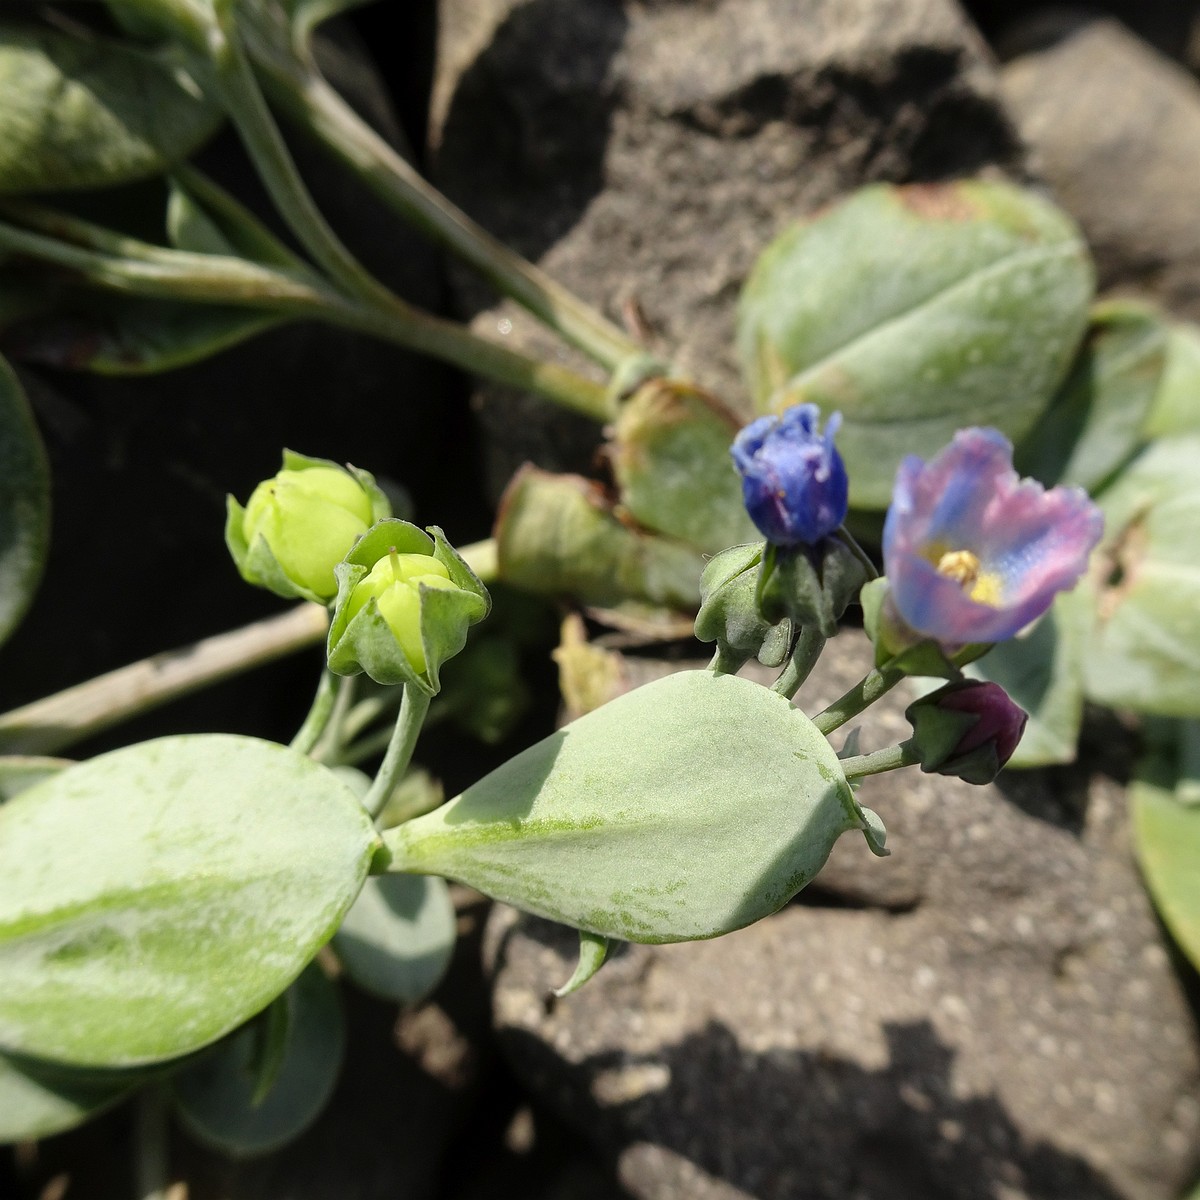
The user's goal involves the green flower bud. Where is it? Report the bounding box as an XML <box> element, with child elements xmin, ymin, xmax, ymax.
<box><xmin>328</xmin><ymin>520</ymin><xmax>490</xmax><ymax>693</ymax></box>
<box><xmin>694</xmin><ymin>543</ymin><xmax>792</xmax><ymax>674</ymax></box>
<box><xmin>226</xmin><ymin>451</ymin><xmax>391</xmax><ymax>604</ymax></box>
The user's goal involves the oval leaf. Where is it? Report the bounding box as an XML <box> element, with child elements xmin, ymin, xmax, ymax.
<box><xmin>965</xmin><ymin>586</ymin><xmax>1091</xmax><ymax>768</ymax></box>
<box><xmin>172</xmin><ymin>964</ymin><xmax>344</xmax><ymax>1158</ymax></box>
<box><xmin>0</xmin><ymin>24</ymin><xmax>222</xmax><ymax>194</ymax></box>
<box><xmin>0</xmin><ymin>755</ymin><xmax>69</xmax><ymax>804</ymax></box>
<box><xmin>1</xmin><ymin>288</ymin><xmax>285</xmax><ymax>376</ymax></box>
<box><xmin>0</xmin><ymin>735</ymin><xmax>376</xmax><ymax>1067</ymax></box>
<box><xmin>334</xmin><ymin>873</ymin><xmax>455</xmax><ymax>1006</ymax></box>
<box><xmin>383</xmin><ymin>671</ymin><xmax>882</xmax><ymax>943</ymax></box>
<box><xmin>0</xmin><ymin>1052</ymin><xmax>140</xmax><ymax>1142</ymax></box>
<box><xmin>1014</xmin><ymin>301</ymin><xmax>1167</xmax><ymax>492</ymax></box>
<box><xmin>1132</xmin><ymin>749</ymin><xmax>1200</xmax><ymax>974</ymax></box>
<box><xmin>1143</xmin><ymin>320</ymin><xmax>1200</xmax><ymax>440</ymax></box>
<box><xmin>0</xmin><ymin>354</ymin><xmax>49</xmax><ymax>647</ymax></box>
<box><xmin>608</xmin><ymin>379</ymin><xmax>757</xmax><ymax>554</ymax></box>
<box><xmin>739</xmin><ymin>181</ymin><xmax>1094</xmax><ymax>508</ymax></box>
<box><xmin>1084</xmin><ymin>437</ymin><xmax>1200</xmax><ymax>717</ymax></box>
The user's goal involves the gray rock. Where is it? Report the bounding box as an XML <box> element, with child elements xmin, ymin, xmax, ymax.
<box><xmin>1002</xmin><ymin>17</ymin><xmax>1200</xmax><ymax>320</ymax></box>
<box><xmin>430</xmin><ymin>0</ymin><xmax>1025</xmax><ymax>495</ymax></box>
<box><xmin>485</xmin><ymin>633</ymin><xmax>1200</xmax><ymax>1200</ymax></box>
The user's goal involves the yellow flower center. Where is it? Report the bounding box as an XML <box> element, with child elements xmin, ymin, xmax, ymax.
<box><xmin>934</xmin><ymin>548</ymin><xmax>1003</xmax><ymax>607</ymax></box>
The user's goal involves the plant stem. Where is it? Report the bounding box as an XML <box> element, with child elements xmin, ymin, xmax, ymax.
<box><xmin>812</xmin><ymin>663</ymin><xmax>905</xmax><ymax>736</ymax></box>
<box><xmin>362</xmin><ymin>685</ymin><xmax>431</xmax><ymax>821</ymax></box>
<box><xmin>0</xmin><ymin>218</ymin><xmax>611</xmax><ymax>416</ymax></box>
<box><xmin>247</xmin><ymin>33</ymin><xmax>643</xmax><ymax>371</ymax></box>
<box><xmin>0</xmin><ymin>604</ymin><xmax>328</xmax><ymax>757</ymax></box>
<box><xmin>134</xmin><ymin>1085</ymin><xmax>172</xmax><ymax>1200</ymax></box>
<box><xmin>771</xmin><ymin>627</ymin><xmax>826</xmax><ymax>700</ymax></box>
<box><xmin>289</xmin><ymin>667</ymin><xmax>343</xmax><ymax>754</ymax></box>
<box><xmin>840</xmin><ymin>741</ymin><xmax>921</xmax><ymax>779</ymax></box>
<box><xmin>326</xmin><ymin>295</ymin><xmax>612</xmax><ymax>418</ymax></box>
<box><xmin>207</xmin><ymin>0</ymin><xmax>395</xmax><ymax>310</ymax></box>
<box><xmin>0</xmin><ymin>218</ymin><xmax>324</xmax><ymax>308</ymax></box>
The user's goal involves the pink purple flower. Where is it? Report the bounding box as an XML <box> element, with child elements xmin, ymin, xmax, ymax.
<box><xmin>731</xmin><ymin>404</ymin><xmax>848</xmax><ymax>546</ymax></box>
<box><xmin>883</xmin><ymin>428</ymin><xmax>1103</xmax><ymax>646</ymax></box>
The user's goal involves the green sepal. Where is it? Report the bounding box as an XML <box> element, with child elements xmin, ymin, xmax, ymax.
<box><xmin>225</xmin><ymin>450</ymin><xmax>390</xmax><ymax>604</ymax></box>
<box><xmin>694</xmin><ymin>543</ymin><xmax>791</xmax><ymax>673</ymax></box>
<box><xmin>326</xmin><ymin>520</ymin><xmax>490</xmax><ymax>694</ymax></box>
<box><xmin>552</xmin><ymin>930</ymin><xmax>612</xmax><ymax>999</ymax></box>
<box><xmin>757</xmin><ymin>536</ymin><xmax>869</xmax><ymax>638</ymax></box>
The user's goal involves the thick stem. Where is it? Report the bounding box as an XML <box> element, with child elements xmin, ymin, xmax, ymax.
<box><xmin>207</xmin><ymin>0</ymin><xmax>397</xmax><ymax>310</ymax></box>
<box><xmin>0</xmin><ymin>217</ymin><xmax>611</xmax><ymax>416</ymax></box>
<box><xmin>362</xmin><ymin>685</ymin><xmax>432</xmax><ymax>821</ymax></box>
<box><xmin>248</xmin><ymin>38</ymin><xmax>642</xmax><ymax>370</ymax></box>
<box><xmin>289</xmin><ymin>667</ymin><xmax>343</xmax><ymax>754</ymax></box>
<box><xmin>812</xmin><ymin>664</ymin><xmax>905</xmax><ymax>736</ymax></box>
<box><xmin>771</xmin><ymin>627</ymin><xmax>827</xmax><ymax>700</ymax></box>
<box><xmin>0</xmin><ymin>605</ymin><xmax>328</xmax><ymax>757</ymax></box>
<box><xmin>840</xmin><ymin>740</ymin><xmax>921</xmax><ymax>779</ymax></box>
<box><xmin>327</xmin><ymin>297</ymin><xmax>612</xmax><ymax>418</ymax></box>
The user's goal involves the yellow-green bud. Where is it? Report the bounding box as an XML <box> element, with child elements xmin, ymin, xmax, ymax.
<box><xmin>344</xmin><ymin>552</ymin><xmax>459</xmax><ymax>673</ymax></box>
<box><xmin>327</xmin><ymin>520</ymin><xmax>490</xmax><ymax>692</ymax></box>
<box><xmin>226</xmin><ymin>452</ymin><xmax>390</xmax><ymax>604</ymax></box>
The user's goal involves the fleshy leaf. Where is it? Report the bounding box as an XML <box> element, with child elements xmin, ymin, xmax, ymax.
<box><xmin>333</xmin><ymin>873</ymin><xmax>456</xmax><ymax>1006</ymax></box>
<box><xmin>495</xmin><ymin>466</ymin><xmax>705</xmax><ymax>612</ymax></box>
<box><xmin>608</xmin><ymin>379</ymin><xmax>756</xmax><ymax>554</ymax></box>
<box><xmin>171</xmin><ymin>964</ymin><xmax>344</xmax><ymax>1158</ymax></box>
<box><xmin>965</xmin><ymin>586</ymin><xmax>1091</xmax><ymax>767</ymax></box>
<box><xmin>1014</xmin><ymin>301</ymin><xmax>1167</xmax><ymax>492</ymax></box>
<box><xmin>1131</xmin><ymin>742</ymin><xmax>1200</xmax><ymax>975</ymax></box>
<box><xmin>0</xmin><ymin>354</ymin><xmax>49</xmax><ymax>647</ymax></box>
<box><xmin>382</xmin><ymin>671</ymin><xmax>884</xmax><ymax>944</ymax></box>
<box><xmin>0</xmin><ymin>279</ymin><xmax>285</xmax><ymax>376</ymax></box>
<box><xmin>0</xmin><ymin>24</ymin><xmax>222</xmax><ymax>193</ymax></box>
<box><xmin>1142</xmin><ymin>321</ymin><xmax>1200</xmax><ymax>440</ymax></box>
<box><xmin>0</xmin><ymin>756</ymin><xmax>69</xmax><ymax>804</ymax></box>
<box><xmin>0</xmin><ymin>1052</ymin><xmax>143</xmax><ymax>1142</ymax></box>
<box><xmin>0</xmin><ymin>735</ymin><xmax>376</xmax><ymax>1066</ymax></box>
<box><xmin>1084</xmin><ymin>437</ymin><xmax>1200</xmax><ymax>717</ymax></box>
<box><xmin>739</xmin><ymin>180</ymin><xmax>1094</xmax><ymax>508</ymax></box>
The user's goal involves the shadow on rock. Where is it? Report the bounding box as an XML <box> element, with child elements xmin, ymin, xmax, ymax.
<box><xmin>502</xmin><ymin>1015</ymin><xmax>1126</xmax><ymax>1200</ymax></box>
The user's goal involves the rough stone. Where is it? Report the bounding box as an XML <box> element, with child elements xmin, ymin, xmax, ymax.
<box><xmin>485</xmin><ymin>633</ymin><xmax>1200</xmax><ymax>1200</ymax></box>
<box><xmin>1001</xmin><ymin>17</ymin><xmax>1200</xmax><ymax>321</ymax></box>
<box><xmin>430</xmin><ymin>0</ymin><xmax>1026</xmax><ymax>495</ymax></box>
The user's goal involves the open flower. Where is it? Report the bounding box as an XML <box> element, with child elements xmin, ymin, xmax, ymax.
<box><xmin>731</xmin><ymin>404</ymin><xmax>848</xmax><ymax>546</ymax></box>
<box><xmin>883</xmin><ymin>428</ymin><xmax>1102</xmax><ymax>647</ymax></box>
<box><xmin>906</xmin><ymin>680</ymin><xmax>1028</xmax><ymax>784</ymax></box>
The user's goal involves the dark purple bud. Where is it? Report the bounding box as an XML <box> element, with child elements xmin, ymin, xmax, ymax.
<box><xmin>905</xmin><ymin>680</ymin><xmax>1027</xmax><ymax>785</ymax></box>
<box><xmin>731</xmin><ymin>404</ymin><xmax>849</xmax><ymax>546</ymax></box>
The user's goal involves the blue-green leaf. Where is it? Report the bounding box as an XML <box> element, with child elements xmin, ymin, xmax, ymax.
<box><xmin>334</xmin><ymin>873</ymin><xmax>456</xmax><ymax>1006</ymax></box>
<box><xmin>0</xmin><ymin>24</ymin><xmax>221</xmax><ymax>193</ymax></box>
<box><xmin>0</xmin><ymin>1052</ymin><xmax>141</xmax><ymax>1142</ymax></box>
<box><xmin>0</xmin><ymin>735</ymin><xmax>376</xmax><ymax>1067</ymax></box>
<box><xmin>382</xmin><ymin>671</ymin><xmax>883</xmax><ymax>944</ymax></box>
<box><xmin>171</xmin><ymin>964</ymin><xmax>344</xmax><ymax>1158</ymax></box>
<box><xmin>0</xmin><ymin>354</ymin><xmax>49</xmax><ymax>647</ymax></box>
<box><xmin>739</xmin><ymin>180</ymin><xmax>1094</xmax><ymax>509</ymax></box>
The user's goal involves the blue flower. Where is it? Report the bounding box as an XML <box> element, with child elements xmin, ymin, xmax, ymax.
<box><xmin>883</xmin><ymin>428</ymin><xmax>1103</xmax><ymax>646</ymax></box>
<box><xmin>731</xmin><ymin>404</ymin><xmax>849</xmax><ymax>546</ymax></box>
